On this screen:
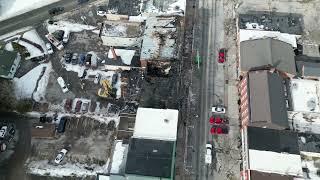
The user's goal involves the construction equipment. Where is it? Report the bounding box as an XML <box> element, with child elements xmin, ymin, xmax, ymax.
<box><xmin>97</xmin><ymin>79</ymin><xmax>112</xmax><ymax>98</ymax></box>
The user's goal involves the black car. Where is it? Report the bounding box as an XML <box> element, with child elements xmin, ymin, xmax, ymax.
<box><xmin>64</xmin><ymin>52</ymin><xmax>72</xmax><ymax>63</ymax></box>
<box><xmin>112</xmin><ymin>73</ymin><xmax>118</xmax><ymax>86</ymax></box>
<box><xmin>71</xmin><ymin>53</ymin><xmax>78</xmax><ymax>65</ymax></box>
<box><xmin>57</xmin><ymin>117</ymin><xmax>68</xmax><ymax>133</ymax></box>
<box><xmin>48</xmin><ymin>7</ymin><xmax>64</xmax><ymax>15</ymax></box>
<box><xmin>85</xmin><ymin>54</ymin><xmax>92</xmax><ymax>66</ymax></box>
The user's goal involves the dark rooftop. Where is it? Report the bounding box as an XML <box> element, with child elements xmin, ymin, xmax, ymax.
<box><xmin>296</xmin><ymin>56</ymin><xmax>320</xmax><ymax>77</ymax></box>
<box><xmin>250</xmin><ymin>170</ymin><xmax>294</xmax><ymax>180</ymax></box>
<box><xmin>248</xmin><ymin>70</ymin><xmax>289</xmax><ymax>129</ymax></box>
<box><xmin>247</xmin><ymin>126</ymin><xmax>299</xmax><ymax>154</ymax></box>
<box><xmin>298</xmin><ymin>132</ymin><xmax>320</xmax><ymax>153</ymax></box>
<box><xmin>0</xmin><ymin>49</ymin><xmax>18</xmax><ymax>78</ymax></box>
<box><xmin>125</xmin><ymin>138</ymin><xmax>175</xmax><ymax>178</ymax></box>
<box><xmin>240</xmin><ymin>38</ymin><xmax>296</xmax><ymax>75</ymax></box>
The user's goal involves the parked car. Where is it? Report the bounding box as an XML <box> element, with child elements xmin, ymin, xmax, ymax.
<box><xmin>90</xmin><ymin>101</ymin><xmax>97</xmax><ymax>112</ymax></box>
<box><xmin>79</xmin><ymin>54</ymin><xmax>86</xmax><ymax>66</ymax></box>
<box><xmin>57</xmin><ymin>117</ymin><xmax>68</xmax><ymax>133</ymax></box>
<box><xmin>212</xmin><ymin>106</ymin><xmax>226</xmax><ymax>114</ymax></box>
<box><xmin>210</xmin><ymin>125</ymin><xmax>228</xmax><ymax>135</ymax></box>
<box><xmin>71</xmin><ymin>53</ymin><xmax>78</xmax><ymax>65</ymax></box>
<box><xmin>85</xmin><ymin>54</ymin><xmax>92</xmax><ymax>66</ymax></box>
<box><xmin>79</xmin><ymin>69</ymin><xmax>87</xmax><ymax>79</ymax></box>
<box><xmin>218</xmin><ymin>48</ymin><xmax>226</xmax><ymax>63</ymax></box>
<box><xmin>54</xmin><ymin>149</ymin><xmax>68</xmax><ymax>164</ymax></box>
<box><xmin>209</xmin><ymin>116</ymin><xmax>223</xmax><ymax>124</ymax></box>
<box><xmin>78</xmin><ymin>0</ymin><xmax>89</xmax><ymax>4</ymax></box>
<box><xmin>57</xmin><ymin>77</ymin><xmax>69</xmax><ymax>93</ymax></box>
<box><xmin>46</xmin><ymin>43</ymin><xmax>54</xmax><ymax>54</ymax></box>
<box><xmin>82</xmin><ymin>102</ymin><xmax>89</xmax><ymax>112</ymax></box>
<box><xmin>205</xmin><ymin>143</ymin><xmax>212</xmax><ymax>164</ymax></box>
<box><xmin>94</xmin><ymin>73</ymin><xmax>101</xmax><ymax>84</ymax></box>
<box><xmin>48</xmin><ymin>7</ymin><xmax>64</xmax><ymax>15</ymax></box>
<box><xmin>0</xmin><ymin>126</ymin><xmax>7</xmax><ymax>138</ymax></box>
<box><xmin>63</xmin><ymin>31</ymin><xmax>70</xmax><ymax>43</ymax></box>
<box><xmin>64</xmin><ymin>52</ymin><xmax>72</xmax><ymax>63</ymax></box>
<box><xmin>64</xmin><ymin>99</ymin><xmax>73</xmax><ymax>111</ymax></box>
<box><xmin>112</xmin><ymin>73</ymin><xmax>118</xmax><ymax>86</ymax></box>
<box><xmin>97</xmin><ymin>6</ymin><xmax>107</xmax><ymax>16</ymax></box>
<box><xmin>75</xmin><ymin>100</ymin><xmax>82</xmax><ymax>112</ymax></box>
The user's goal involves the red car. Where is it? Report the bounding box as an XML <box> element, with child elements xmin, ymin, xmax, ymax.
<box><xmin>218</xmin><ymin>48</ymin><xmax>226</xmax><ymax>63</ymax></box>
<box><xmin>64</xmin><ymin>99</ymin><xmax>73</xmax><ymax>112</ymax></box>
<box><xmin>210</xmin><ymin>125</ymin><xmax>228</xmax><ymax>135</ymax></box>
<box><xmin>209</xmin><ymin>116</ymin><xmax>223</xmax><ymax>124</ymax></box>
<box><xmin>75</xmin><ymin>100</ymin><xmax>82</xmax><ymax>112</ymax></box>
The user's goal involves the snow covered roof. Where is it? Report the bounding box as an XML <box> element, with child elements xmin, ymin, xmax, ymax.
<box><xmin>240</xmin><ymin>38</ymin><xmax>296</xmax><ymax>75</ymax></box>
<box><xmin>249</xmin><ymin>149</ymin><xmax>303</xmax><ymax>177</ymax></box>
<box><xmin>239</xmin><ymin>29</ymin><xmax>300</xmax><ymax>48</ymax></box>
<box><xmin>101</xmin><ymin>36</ymin><xmax>142</xmax><ymax>47</ymax></box>
<box><xmin>107</xmin><ymin>49</ymin><xmax>135</xmax><ymax>65</ymax></box>
<box><xmin>133</xmin><ymin>108</ymin><xmax>179</xmax><ymax>141</ymax></box>
<box><xmin>289</xmin><ymin>79</ymin><xmax>320</xmax><ymax>112</ymax></box>
<box><xmin>289</xmin><ymin>111</ymin><xmax>320</xmax><ymax>134</ymax></box>
<box><xmin>140</xmin><ymin>16</ymin><xmax>177</xmax><ymax>61</ymax></box>
<box><xmin>142</xmin><ymin>0</ymin><xmax>186</xmax><ymax>16</ymax></box>
<box><xmin>110</xmin><ymin>140</ymin><xmax>128</xmax><ymax>174</ymax></box>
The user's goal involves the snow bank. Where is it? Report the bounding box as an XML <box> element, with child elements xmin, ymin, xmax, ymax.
<box><xmin>0</xmin><ymin>0</ymin><xmax>61</xmax><ymax>21</ymax></box>
<box><xmin>13</xmin><ymin>64</ymin><xmax>48</xmax><ymax>99</ymax></box>
<box><xmin>27</xmin><ymin>160</ymin><xmax>109</xmax><ymax>178</ymax></box>
<box><xmin>107</xmin><ymin>49</ymin><xmax>135</xmax><ymax>65</ymax></box>
<box><xmin>47</xmin><ymin>21</ymin><xmax>97</xmax><ymax>34</ymax></box>
<box><xmin>110</xmin><ymin>140</ymin><xmax>128</xmax><ymax>174</ymax></box>
<box><xmin>33</xmin><ymin>62</ymin><xmax>53</xmax><ymax>102</ymax></box>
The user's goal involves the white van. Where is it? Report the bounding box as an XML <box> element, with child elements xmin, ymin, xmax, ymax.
<box><xmin>57</xmin><ymin>77</ymin><xmax>69</xmax><ymax>93</ymax></box>
<box><xmin>63</xmin><ymin>31</ymin><xmax>70</xmax><ymax>43</ymax></box>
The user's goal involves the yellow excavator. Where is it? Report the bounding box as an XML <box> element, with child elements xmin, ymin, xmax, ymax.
<box><xmin>97</xmin><ymin>79</ymin><xmax>112</xmax><ymax>98</ymax></box>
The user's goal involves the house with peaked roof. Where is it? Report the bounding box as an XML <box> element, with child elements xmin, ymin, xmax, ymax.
<box><xmin>239</xmin><ymin>70</ymin><xmax>289</xmax><ymax>129</ymax></box>
<box><xmin>240</xmin><ymin>38</ymin><xmax>296</xmax><ymax>76</ymax></box>
<box><xmin>0</xmin><ymin>49</ymin><xmax>21</xmax><ymax>79</ymax></box>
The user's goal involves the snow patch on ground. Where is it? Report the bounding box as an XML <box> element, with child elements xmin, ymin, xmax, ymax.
<box><xmin>47</xmin><ymin>21</ymin><xmax>97</xmax><ymax>34</ymax></box>
<box><xmin>0</xmin><ymin>0</ymin><xmax>61</xmax><ymax>21</ymax></box>
<box><xmin>110</xmin><ymin>140</ymin><xmax>128</xmax><ymax>174</ymax></box>
<box><xmin>13</xmin><ymin>63</ymin><xmax>48</xmax><ymax>99</ymax></box>
<box><xmin>27</xmin><ymin>160</ymin><xmax>109</xmax><ymax>178</ymax></box>
<box><xmin>33</xmin><ymin>62</ymin><xmax>53</xmax><ymax>102</ymax></box>
<box><xmin>108</xmin><ymin>49</ymin><xmax>135</xmax><ymax>65</ymax></box>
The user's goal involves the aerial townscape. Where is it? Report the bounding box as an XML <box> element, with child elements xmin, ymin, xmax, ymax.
<box><xmin>1</xmin><ymin>0</ymin><xmax>320</xmax><ymax>180</ymax></box>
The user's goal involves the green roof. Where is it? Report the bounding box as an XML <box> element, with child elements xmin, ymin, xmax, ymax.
<box><xmin>0</xmin><ymin>49</ymin><xmax>18</xmax><ymax>77</ymax></box>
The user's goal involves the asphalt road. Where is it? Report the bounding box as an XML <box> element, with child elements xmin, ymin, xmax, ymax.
<box><xmin>0</xmin><ymin>0</ymin><xmax>96</xmax><ymax>35</ymax></box>
<box><xmin>194</xmin><ymin>0</ymin><xmax>226</xmax><ymax>179</ymax></box>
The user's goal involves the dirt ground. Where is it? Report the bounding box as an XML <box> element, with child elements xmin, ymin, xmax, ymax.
<box><xmin>27</xmin><ymin>116</ymin><xmax>115</xmax><ymax>169</ymax></box>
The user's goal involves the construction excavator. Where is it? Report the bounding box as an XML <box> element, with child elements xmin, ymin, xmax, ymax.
<box><xmin>97</xmin><ymin>79</ymin><xmax>112</xmax><ymax>98</ymax></box>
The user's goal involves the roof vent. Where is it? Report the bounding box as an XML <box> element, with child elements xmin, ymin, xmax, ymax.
<box><xmin>164</xmin><ymin>119</ymin><xmax>169</xmax><ymax>123</ymax></box>
<box><xmin>307</xmin><ymin>98</ymin><xmax>317</xmax><ymax>111</ymax></box>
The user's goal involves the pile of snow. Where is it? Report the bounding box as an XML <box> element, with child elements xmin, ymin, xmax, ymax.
<box><xmin>13</xmin><ymin>63</ymin><xmax>49</xmax><ymax>99</ymax></box>
<box><xmin>47</xmin><ymin>21</ymin><xmax>96</xmax><ymax>34</ymax></box>
<box><xmin>240</xmin><ymin>29</ymin><xmax>300</xmax><ymax>48</ymax></box>
<box><xmin>108</xmin><ymin>49</ymin><xmax>135</xmax><ymax>65</ymax></box>
<box><xmin>0</xmin><ymin>0</ymin><xmax>61</xmax><ymax>21</ymax></box>
<box><xmin>27</xmin><ymin>160</ymin><xmax>109</xmax><ymax>178</ymax></box>
<box><xmin>33</xmin><ymin>62</ymin><xmax>53</xmax><ymax>102</ymax></box>
<box><xmin>110</xmin><ymin>140</ymin><xmax>128</xmax><ymax>174</ymax></box>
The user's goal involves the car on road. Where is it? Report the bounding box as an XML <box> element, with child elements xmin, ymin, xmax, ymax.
<box><xmin>212</xmin><ymin>106</ymin><xmax>226</xmax><ymax>114</ymax></box>
<box><xmin>57</xmin><ymin>77</ymin><xmax>69</xmax><ymax>93</ymax></box>
<box><xmin>57</xmin><ymin>117</ymin><xmax>67</xmax><ymax>133</ymax></box>
<box><xmin>75</xmin><ymin>100</ymin><xmax>82</xmax><ymax>112</ymax></box>
<box><xmin>82</xmin><ymin>102</ymin><xmax>89</xmax><ymax>112</ymax></box>
<box><xmin>209</xmin><ymin>116</ymin><xmax>223</xmax><ymax>124</ymax></box>
<box><xmin>94</xmin><ymin>73</ymin><xmax>101</xmax><ymax>84</ymax></box>
<box><xmin>48</xmin><ymin>7</ymin><xmax>64</xmax><ymax>15</ymax></box>
<box><xmin>63</xmin><ymin>52</ymin><xmax>72</xmax><ymax>63</ymax></box>
<box><xmin>205</xmin><ymin>143</ymin><xmax>212</xmax><ymax>164</ymax></box>
<box><xmin>54</xmin><ymin>149</ymin><xmax>68</xmax><ymax>164</ymax></box>
<box><xmin>72</xmin><ymin>53</ymin><xmax>78</xmax><ymax>65</ymax></box>
<box><xmin>210</xmin><ymin>125</ymin><xmax>228</xmax><ymax>135</ymax></box>
<box><xmin>63</xmin><ymin>31</ymin><xmax>70</xmax><ymax>43</ymax></box>
<box><xmin>97</xmin><ymin>6</ymin><xmax>107</xmax><ymax>16</ymax></box>
<box><xmin>218</xmin><ymin>48</ymin><xmax>226</xmax><ymax>63</ymax></box>
<box><xmin>46</xmin><ymin>43</ymin><xmax>54</xmax><ymax>54</ymax></box>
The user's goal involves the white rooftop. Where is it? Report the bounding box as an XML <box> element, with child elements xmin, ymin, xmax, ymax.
<box><xmin>249</xmin><ymin>149</ymin><xmax>303</xmax><ymax>177</ymax></box>
<box><xmin>288</xmin><ymin>111</ymin><xmax>320</xmax><ymax>134</ymax></box>
<box><xmin>290</xmin><ymin>79</ymin><xmax>320</xmax><ymax>112</ymax></box>
<box><xmin>133</xmin><ymin>108</ymin><xmax>179</xmax><ymax>141</ymax></box>
<box><xmin>240</xmin><ymin>29</ymin><xmax>300</xmax><ymax>48</ymax></box>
